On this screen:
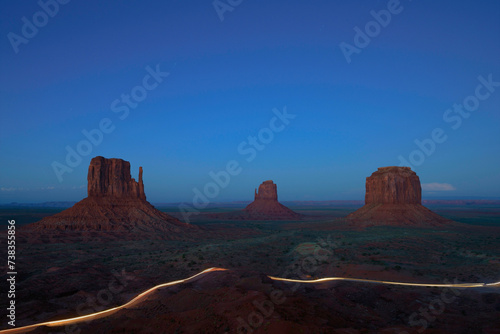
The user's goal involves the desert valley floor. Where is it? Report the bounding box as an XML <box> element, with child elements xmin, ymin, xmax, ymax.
<box><xmin>1</xmin><ymin>202</ymin><xmax>499</xmax><ymax>333</ymax></box>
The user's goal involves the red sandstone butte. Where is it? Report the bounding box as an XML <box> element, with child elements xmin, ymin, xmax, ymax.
<box><xmin>346</xmin><ymin>167</ymin><xmax>452</xmax><ymax>226</ymax></box>
<box><xmin>26</xmin><ymin>156</ymin><xmax>195</xmax><ymax>233</ymax></box>
<box><xmin>87</xmin><ymin>156</ymin><xmax>146</xmax><ymax>200</ymax></box>
<box><xmin>244</xmin><ymin>180</ymin><xmax>302</xmax><ymax>219</ymax></box>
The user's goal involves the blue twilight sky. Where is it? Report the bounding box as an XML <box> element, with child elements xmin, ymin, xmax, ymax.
<box><xmin>0</xmin><ymin>0</ymin><xmax>499</xmax><ymax>204</ymax></box>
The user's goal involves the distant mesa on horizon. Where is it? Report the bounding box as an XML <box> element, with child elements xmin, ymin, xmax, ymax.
<box><xmin>244</xmin><ymin>180</ymin><xmax>302</xmax><ymax>219</ymax></box>
<box><xmin>206</xmin><ymin>180</ymin><xmax>302</xmax><ymax>221</ymax></box>
<box><xmin>346</xmin><ymin>166</ymin><xmax>454</xmax><ymax>227</ymax></box>
<box><xmin>24</xmin><ymin>156</ymin><xmax>197</xmax><ymax>236</ymax></box>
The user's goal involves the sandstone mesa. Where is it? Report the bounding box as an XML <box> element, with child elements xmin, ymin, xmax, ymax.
<box><xmin>346</xmin><ymin>166</ymin><xmax>452</xmax><ymax>226</ymax></box>
<box><xmin>26</xmin><ymin>156</ymin><xmax>196</xmax><ymax>233</ymax></box>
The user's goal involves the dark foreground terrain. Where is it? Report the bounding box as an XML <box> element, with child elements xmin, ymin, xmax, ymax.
<box><xmin>1</xmin><ymin>202</ymin><xmax>499</xmax><ymax>333</ymax></box>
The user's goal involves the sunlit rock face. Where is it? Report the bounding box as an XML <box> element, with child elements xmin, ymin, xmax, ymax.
<box><xmin>347</xmin><ymin>167</ymin><xmax>452</xmax><ymax>227</ymax></box>
<box><xmin>87</xmin><ymin>156</ymin><xmax>146</xmax><ymax>200</ymax></box>
<box><xmin>365</xmin><ymin>166</ymin><xmax>421</xmax><ymax>205</ymax></box>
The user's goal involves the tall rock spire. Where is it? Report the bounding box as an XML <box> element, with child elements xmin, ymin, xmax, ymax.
<box><xmin>138</xmin><ymin>166</ymin><xmax>145</xmax><ymax>200</ymax></box>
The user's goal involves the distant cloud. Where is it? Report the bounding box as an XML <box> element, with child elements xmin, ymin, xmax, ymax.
<box><xmin>422</xmin><ymin>183</ymin><xmax>456</xmax><ymax>191</ymax></box>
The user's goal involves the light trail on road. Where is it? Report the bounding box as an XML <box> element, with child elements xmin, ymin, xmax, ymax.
<box><xmin>0</xmin><ymin>267</ymin><xmax>227</xmax><ymax>334</ymax></box>
<box><xmin>1</xmin><ymin>268</ymin><xmax>498</xmax><ymax>333</ymax></box>
<box><xmin>268</xmin><ymin>276</ymin><xmax>489</xmax><ymax>288</ymax></box>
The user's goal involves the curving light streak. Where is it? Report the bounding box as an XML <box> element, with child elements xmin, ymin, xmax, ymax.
<box><xmin>0</xmin><ymin>267</ymin><xmax>227</xmax><ymax>334</ymax></box>
<box><xmin>268</xmin><ymin>276</ymin><xmax>491</xmax><ymax>288</ymax></box>
<box><xmin>485</xmin><ymin>281</ymin><xmax>500</xmax><ymax>287</ymax></box>
<box><xmin>0</xmin><ymin>268</ymin><xmax>497</xmax><ymax>334</ymax></box>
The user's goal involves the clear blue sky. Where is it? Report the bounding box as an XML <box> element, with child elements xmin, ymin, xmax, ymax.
<box><xmin>1</xmin><ymin>0</ymin><xmax>499</xmax><ymax>203</ymax></box>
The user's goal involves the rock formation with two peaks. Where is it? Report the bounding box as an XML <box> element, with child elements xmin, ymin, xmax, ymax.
<box><xmin>243</xmin><ymin>180</ymin><xmax>302</xmax><ymax>219</ymax></box>
<box><xmin>27</xmin><ymin>156</ymin><xmax>196</xmax><ymax>233</ymax></box>
<box><xmin>346</xmin><ymin>166</ymin><xmax>452</xmax><ymax>226</ymax></box>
